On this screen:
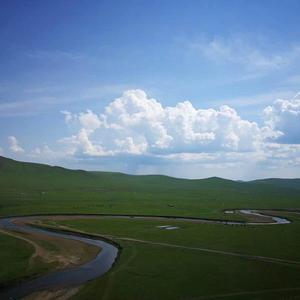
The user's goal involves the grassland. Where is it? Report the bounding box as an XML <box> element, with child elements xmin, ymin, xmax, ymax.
<box><xmin>74</xmin><ymin>241</ymin><xmax>300</xmax><ymax>300</ymax></box>
<box><xmin>0</xmin><ymin>232</ymin><xmax>52</xmax><ymax>288</ymax></box>
<box><xmin>0</xmin><ymin>156</ymin><xmax>299</xmax><ymax>219</ymax></box>
<box><xmin>0</xmin><ymin>233</ymin><xmax>34</xmax><ymax>287</ymax></box>
<box><xmin>41</xmin><ymin>213</ymin><xmax>299</xmax><ymax>300</ymax></box>
<box><xmin>0</xmin><ymin>156</ymin><xmax>299</xmax><ymax>299</ymax></box>
<box><xmin>0</xmin><ymin>222</ymin><xmax>100</xmax><ymax>290</ymax></box>
<box><xmin>55</xmin><ymin>213</ymin><xmax>300</xmax><ymax>262</ymax></box>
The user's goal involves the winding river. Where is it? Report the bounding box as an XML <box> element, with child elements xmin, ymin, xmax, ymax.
<box><xmin>0</xmin><ymin>217</ymin><xmax>119</xmax><ymax>300</ymax></box>
<box><xmin>0</xmin><ymin>210</ymin><xmax>293</xmax><ymax>299</ymax></box>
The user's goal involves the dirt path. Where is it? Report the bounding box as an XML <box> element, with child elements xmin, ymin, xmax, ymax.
<box><xmin>0</xmin><ymin>228</ymin><xmax>43</xmax><ymax>267</ymax></box>
<box><xmin>0</xmin><ymin>223</ymin><xmax>100</xmax><ymax>271</ymax></box>
<box><xmin>1</xmin><ymin>211</ymin><xmax>298</xmax><ymax>299</ymax></box>
<box><xmin>115</xmin><ymin>237</ymin><xmax>300</xmax><ymax>267</ymax></box>
<box><xmin>0</xmin><ymin>217</ymin><xmax>118</xmax><ymax>300</ymax></box>
<box><xmin>48</xmin><ymin>224</ymin><xmax>300</xmax><ymax>267</ymax></box>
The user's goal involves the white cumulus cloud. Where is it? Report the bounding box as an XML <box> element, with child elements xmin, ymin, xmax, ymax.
<box><xmin>60</xmin><ymin>89</ymin><xmax>279</xmax><ymax>158</ymax></box>
<box><xmin>10</xmin><ymin>89</ymin><xmax>298</xmax><ymax>179</ymax></box>
<box><xmin>78</xmin><ymin>109</ymin><xmax>102</xmax><ymax>132</ymax></box>
<box><xmin>8</xmin><ymin>136</ymin><xmax>25</xmax><ymax>153</ymax></box>
<box><xmin>263</xmin><ymin>93</ymin><xmax>300</xmax><ymax>143</ymax></box>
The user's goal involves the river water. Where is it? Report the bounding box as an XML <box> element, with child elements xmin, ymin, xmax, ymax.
<box><xmin>0</xmin><ymin>210</ymin><xmax>292</xmax><ymax>299</ymax></box>
<box><xmin>0</xmin><ymin>217</ymin><xmax>119</xmax><ymax>300</ymax></box>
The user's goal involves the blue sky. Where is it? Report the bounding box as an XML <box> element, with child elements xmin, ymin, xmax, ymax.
<box><xmin>1</xmin><ymin>0</ymin><xmax>300</xmax><ymax>179</ymax></box>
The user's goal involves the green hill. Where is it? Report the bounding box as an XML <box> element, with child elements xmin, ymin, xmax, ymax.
<box><xmin>251</xmin><ymin>178</ymin><xmax>300</xmax><ymax>190</ymax></box>
<box><xmin>0</xmin><ymin>156</ymin><xmax>299</xmax><ymax>217</ymax></box>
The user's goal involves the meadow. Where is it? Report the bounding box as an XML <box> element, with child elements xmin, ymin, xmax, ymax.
<box><xmin>0</xmin><ymin>156</ymin><xmax>299</xmax><ymax>218</ymax></box>
<box><xmin>43</xmin><ymin>214</ymin><xmax>300</xmax><ymax>300</ymax></box>
<box><xmin>0</xmin><ymin>156</ymin><xmax>299</xmax><ymax>299</ymax></box>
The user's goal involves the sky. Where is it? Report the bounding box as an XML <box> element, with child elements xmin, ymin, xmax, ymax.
<box><xmin>0</xmin><ymin>0</ymin><xmax>300</xmax><ymax>180</ymax></box>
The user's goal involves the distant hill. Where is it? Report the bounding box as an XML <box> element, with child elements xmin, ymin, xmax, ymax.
<box><xmin>250</xmin><ymin>178</ymin><xmax>300</xmax><ymax>190</ymax></box>
<box><xmin>0</xmin><ymin>156</ymin><xmax>299</xmax><ymax>217</ymax></box>
<box><xmin>0</xmin><ymin>156</ymin><xmax>247</xmax><ymax>192</ymax></box>
<box><xmin>0</xmin><ymin>155</ymin><xmax>298</xmax><ymax>188</ymax></box>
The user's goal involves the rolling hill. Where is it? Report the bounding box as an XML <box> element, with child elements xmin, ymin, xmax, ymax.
<box><xmin>0</xmin><ymin>156</ymin><xmax>299</xmax><ymax>217</ymax></box>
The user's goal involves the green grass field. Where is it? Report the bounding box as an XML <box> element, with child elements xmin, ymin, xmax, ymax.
<box><xmin>0</xmin><ymin>233</ymin><xmax>52</xmax><ymax>288</ymax></box>
<box><xmin>0</xmin><ymin>156</ymin><xmax>299</xmax><ymax>299</ymax></box>
<box><xmin>73</xmin><ymin>241</ymin><xmax>300</xmax><ymax>300</ymax></box>
<box><xmin>0</xmin><ymin>156</ymin><xmax>299</xmax><ymax>219</ymax></box>
<box><xmin>49</xmin><ymin>214</ymin><xmax>300</xmax><ymax>299</ymax></box>
<box><xmin>0</xmin><ymin>234</ymin><xmax>34</xmax><ymax>286</ymax></box>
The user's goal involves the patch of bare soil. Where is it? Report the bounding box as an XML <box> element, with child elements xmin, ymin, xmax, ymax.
<box><xmin>236</xmin><ymin>211</ymin><xmax>273</xmax><ymax>223</ymax></box>
<box><xmin>2</xmin><ymin>220</ymin><xmax>100</xmax><ymax>272</ymax></box>
<box><xmin>24</xmin><ymin>286</ymin><xmax>81</xmax><ymax>300</ymax></box>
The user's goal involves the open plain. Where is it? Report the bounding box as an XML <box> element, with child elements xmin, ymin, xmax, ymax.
<box><xmin>0</xmin><ymin>156</ymin><xmax>299</xmax><ymax>299</ymax></box>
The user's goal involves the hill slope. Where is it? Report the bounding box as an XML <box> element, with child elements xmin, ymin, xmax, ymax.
<box><xmin>0</xmin><ymin>156</ymin><xmax>299</xmax><ymax>217</ymax></box>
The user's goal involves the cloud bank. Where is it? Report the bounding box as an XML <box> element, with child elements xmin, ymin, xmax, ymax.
<box><xmin>59</xmin><ymin>89</ymin><xmax>287</xmax><ymax>158</ymax></box>
<box><xmin>6</xmin><ymin>89</ymin><xmax>300</xmax><ymax>179</ymax></box>
<box><xmin>263</xmin><ymin>92</ymin><xmax>300</xmax><ymax>143</ymax></box>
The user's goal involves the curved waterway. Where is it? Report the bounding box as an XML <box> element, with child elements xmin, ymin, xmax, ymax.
<box><xmin>0</xmin><ymin>210</ymin><xmax>292</xmax><ymax>299</ymax></box>
<box><xmin>0</xmin><ymin>216</ymin><xmax>119</xmax><ymax>300</ymax></box>
<box><xmin>237</xmin><ymin>210</ymin><xmax>291</xmax><ymax>224</ymax></box>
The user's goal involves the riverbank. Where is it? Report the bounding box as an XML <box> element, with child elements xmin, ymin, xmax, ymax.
<box><xmin>0</xmin><ymin>209</ymin><xmax>299</xmax><ymax>299</ymax></box>
<box><xmin>0</xmin><ymin>217</ymin><xmax>119</xmax><ymax>299</ymax></box>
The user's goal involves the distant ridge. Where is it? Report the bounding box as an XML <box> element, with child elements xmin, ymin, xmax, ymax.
<box><xmin>250</xmin><ymin>178</ymin><xmax>300</xmax><ymax>190</ymax></box>
<box><xmin>0</xmin><ymin>155</ymin><xmax>299</xmax><ymax>217</ymax></box>
<box><xmin>0</xmin><ymin>156</ymin><xmax>299</xmax><ymax>188</ymax></box>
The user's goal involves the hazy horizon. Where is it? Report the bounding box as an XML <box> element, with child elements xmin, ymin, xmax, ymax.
<box><xmin>2</xmin><ymin>154</ymin><xmax>300</xmax><ymax>182</ymax></box>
